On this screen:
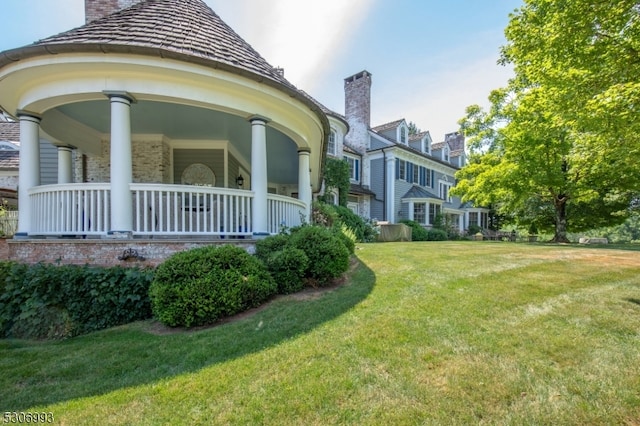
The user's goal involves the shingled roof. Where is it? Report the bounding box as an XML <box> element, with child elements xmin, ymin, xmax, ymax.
<box><xmin>0</xmin><ymin>122</ymin><xmax>20</xmax><ymax>143</ymax></box>
<box><xmin>1</xmin><ymin>0</ymin><xmax>293</xmax><ymax>89</ymax></box>
<box><xmin>0</xmin><ymin>151</ymin><xmax>19</xmax><ymax>170</ymax></box>
<box><xmin>372</xmin><ymin>119</ymin><xmax>405</xmax><ymax>134</ymax></box>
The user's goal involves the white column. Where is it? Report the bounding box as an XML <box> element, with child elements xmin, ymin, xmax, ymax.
<box><xmin>105</xmin><ymin>91</ymin><xmax>135</xmax><ymax>236</ymax></box>
<box><xmin>57</xmin><ymin>146</ymin><xmax>73</xmax><ymax>184</ymax></box>
<box><xmin>385</xmin><ymin>153</ymin><xmax>395</xmax><ymax>223</ymax></box>
<box><xmin>298</xmin><ymin>149</ymin><xmax>311</xmax><ymax>222</ymax></box>
<box><xmin>249</xmin><ymin>115</ymin><xmax>269</xmax><ymax>237</ymax></box>
<box><xmin>16</xmin><ymin>111</ymin><xmax>41</xmax><ymax>237</ymax></box>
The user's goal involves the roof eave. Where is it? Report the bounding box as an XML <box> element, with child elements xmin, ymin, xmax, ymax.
<box><xmin>0</xmin><ymin>42</ymin><xmax>330</xmax><ymax>157</ymax></box>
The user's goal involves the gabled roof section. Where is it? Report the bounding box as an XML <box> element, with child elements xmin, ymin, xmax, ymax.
<box><xmin>372</xmin><ymin>119</ymin><xmax>405</xmax><ymax>133</ymax></box>
<box><xmin>343</xmin><ymin>143</ymin><xmax>361</xmax><ymax>156</ymax></box>
<box><xmin>0</xmin><ymin>122</ymin><xmax>20</xmax><ymax>144</ymax></box>
<box><xmin>431</xmin><ymin>141</ymin><xmax>445</xmax><ymax>150</ymax></box>
<box><xmin>1</xmin><ymin>0</ymin><xmax>291</xmax><ymax>88</ymax></box>
<box><xmin>409</xmin><ymin>130</ymin><xmax>430</xmax><ymax>142</ymax></box>
<box><xmin>401</xmin><ymin>185</ymin><xmax>440</xmax><ymax>200</ymax></box>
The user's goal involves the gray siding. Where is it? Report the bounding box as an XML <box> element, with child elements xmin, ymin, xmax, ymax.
<box><xmin>409</xmin><ymin>140</ymin><xmax>421</xmax><ymax>152</ymax></box>
<box><xmin>228</xmin><ymin>153</ymin><xmax>242</xmax><ymax>188</ymax></box>
<box><xmin>40</xmin><ymin>140</ymin><xmax>58</xmax><ymax>184</ymax></box>
<box><xmin>394</xmin><ymin>179</ymin><xmax>413</xmax><ymax>222</ymax></box>
<box><xmin>173</xmin><ymin>149</ymin><xmax>224</xmax><ymax>187</ymax></box>
<box><xmin>370</xmin><ymin>158</ymin><xmax>385</xmax><ymax>220</ymax></box>
<box><xmin>369</xmin><ymin>136</ymin><xmax>391</xmax><ymax>150</ymax></box>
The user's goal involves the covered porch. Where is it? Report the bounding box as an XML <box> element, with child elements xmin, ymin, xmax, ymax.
<box><xmin>29</xmin><ymin>183</ymin><xmax>305</xmax><ymax>238</ymax></box>
<box><xmin>4</xmin><ymin>53</ymin><xmax>326</xmax><ymax>241</ymax></box>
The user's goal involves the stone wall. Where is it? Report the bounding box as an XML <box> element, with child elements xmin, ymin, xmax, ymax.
<box><xmin>79</xmin><ymin>137</ymin><xmax>171</xmax><ymax>184</ymax></box>
<box><xmin>0</xmin><ymin>176</ymin><xmax>18</xmax><ymax>191</ymax></box>
<box><xmin>344</xmin><ymin>70</ymin><xmax>372</xmax><ymax>154</ymax></box>
<box><xmin>7</xmin><ymin>239</ymin><xmax>254</xmax><ymax>268</ymax></box>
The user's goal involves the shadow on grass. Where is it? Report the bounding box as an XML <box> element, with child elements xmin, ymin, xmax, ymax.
<box><xmin>0</xmin><ymin>257</ymin><xmax>376</xmax><ymax>411</ymax></box>
<box><xmin>626</xmin><ymin>298</ymin><xmax>640</xmax><ymax>306</ymax></box>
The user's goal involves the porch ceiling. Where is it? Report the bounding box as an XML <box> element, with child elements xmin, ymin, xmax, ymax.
<box><xmin>54</xmin><ymin>100</ymin><xmax>299</xmax><ymax>183</ymax></box>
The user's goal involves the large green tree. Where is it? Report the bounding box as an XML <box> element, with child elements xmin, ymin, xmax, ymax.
<box><xmin>454</xmin><ymin>0</ymin><xmax>639</xmax><ymax>242</ymax></box>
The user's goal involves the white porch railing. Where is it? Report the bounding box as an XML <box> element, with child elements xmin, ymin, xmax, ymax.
<box><xmin>267</xmin><ymin>193</ymin><xmax>306</xmax><ymax>233</ymax></box>
<box><xmin>131</xmin><ymin>184</ymin><xmax>251</xmax><ymax>237</ymax></box>
<box><xmin>30</xmin><ymin>183</ymin><xmax>111</xmax><ymax>236</ymax></box>
<box><xmin>28</xmin><ymin>183</ymin><xmax>306</xmax><ymax>238</ymax></box>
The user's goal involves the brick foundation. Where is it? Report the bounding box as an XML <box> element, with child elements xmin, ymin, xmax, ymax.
<box><xmin>6</xmin><ymin>239</ymin><xmax>255</xmax><ymax>268</ymax></box>
<box><xmin>0</xmin><ymin>238</ymin><xmax>8</xmax><ymax>260</ymax></box>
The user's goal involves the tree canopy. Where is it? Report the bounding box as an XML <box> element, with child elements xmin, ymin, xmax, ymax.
<box><xmin>453</xmin><ymin>0</ymin><xmax>639</xmax><ymax>242</ymax></box>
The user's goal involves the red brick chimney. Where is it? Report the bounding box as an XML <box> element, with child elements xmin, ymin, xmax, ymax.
<box><xmin>85</xmin><ymin>0</ymin><xmax>144</xmax><ymax>23</ymax></box>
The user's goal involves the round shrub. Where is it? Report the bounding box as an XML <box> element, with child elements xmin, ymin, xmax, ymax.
<box><xmin>149</xmin><ymin>245</ymin><xmax>276</xmax><ymax>327</ymax></box>
<box><xmin>400</xmin><ymin>220</ymin><xmax>428</xmax><ymax>241</ymax></box>
<box><xmin>254</xmin><ymin>233</ymin><xmax>290</xmax><ymax>263</ymax></box>
<box><xmin>333</xmin><ymin>224</ymin><xmax>356</xmax><ymax>254</ymax></box>
<box><xmin>289</xmin><ymin>225</ymin><xmax>350</xmax><ymax>286</ymax></box>
<box><xmin>427</xmin><ymin>228</ymin><xmax>448</xmax><ymax>241</ymax></box>
<box><xmin>266</xmin><ymin>246</ymin><xmax>309</xmax><ymax>294</ymax></box>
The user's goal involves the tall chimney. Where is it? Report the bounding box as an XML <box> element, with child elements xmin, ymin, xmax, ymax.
<box><xmin>344</xmin><ymin>70</ymin><xmax>372</xmax><ymax>153</ymax></box>
<box><xmin>85</xmin><ymin>0</ymin><xmax>144</xmax><ymax>23</ymax></box>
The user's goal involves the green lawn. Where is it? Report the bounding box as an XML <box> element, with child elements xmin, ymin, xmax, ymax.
<box><xmin>2</xmin><ymin>242</ymin><xmax>639</xmax><ymax>425</ymax></box>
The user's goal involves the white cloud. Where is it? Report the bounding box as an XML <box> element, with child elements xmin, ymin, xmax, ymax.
<box><xmin>207</xmin><ymin>0</ymin><xmax>376</xmax><ymax>92</ymax></box>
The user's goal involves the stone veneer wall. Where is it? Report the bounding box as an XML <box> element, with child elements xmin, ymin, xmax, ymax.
<box><xmin>7</xmin><ymin>240</ymin><xmax>254</xmax><ymax>268</ymax></box>
<box><xmin>0</xmin><ymin>176</ymin><xmax>18</xmax><ymax>191</ymax></box>
<box><xmin>77</xmin><ymin>137</ymin><xmax>171</xmax><ymax>184</ymax></box>
<box><xmin>344</xmin><ymin>71</ymin><xmax>372</xmax><ymax>154</ymax></box>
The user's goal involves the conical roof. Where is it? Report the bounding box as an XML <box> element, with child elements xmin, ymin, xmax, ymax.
<box><xmin>0</xmin><ymin>0</ymin><xmax>293</xmax><ymax>89</ymax></box>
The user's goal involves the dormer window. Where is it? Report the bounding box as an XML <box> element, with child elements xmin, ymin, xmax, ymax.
<box><xmin>327</xmin><ymin>130</ymin><xmax>336</xmax><ymax>156</ymax></box>
<box><xmin>422</xmin><ymin>136</ymin><xmax>431</xmax><ymax>154</ymax></box>
<box><xmin>443</xmin><ymin>145</ymin><xmax>450</xmax><ymax>162</ymax></box>
<box><xmin>400</xmin><ymin>126</ymin><xmax>407</xmax><ymax>144</ymax></box>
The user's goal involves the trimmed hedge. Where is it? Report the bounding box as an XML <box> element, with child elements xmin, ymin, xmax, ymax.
<box><xmin>149</xmin><ymin>245</ymin><xmax>277</xmax><ymax>328</ymax></box>
<box><xmin>289</xmin><ymin>225</ymin><xmax>350</xmax><ymax>286</ymax></box>
<box><xmin>0</xmin><ymin>262</ymin><xmax>153</xmax><ymax>339</ymax></box>
<box><xmin>427</xmin><ymin>229</ymin><xmax>448</xmax><ymax>241</ymax></box>
<box><xmin>265</xmin><ymin>246</ymin><xmax>309</xmax><ymax>294</ymax></box>
<box><xmin>400</xmin><ymin>220</ymin><xmax>429</xmax><ymax>241</ymax></box>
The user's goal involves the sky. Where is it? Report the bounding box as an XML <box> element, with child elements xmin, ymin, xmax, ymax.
<box><xmin>0</xmin><ymin>0</ymin><xmax>522</xmax><ymax>142</ymax></box>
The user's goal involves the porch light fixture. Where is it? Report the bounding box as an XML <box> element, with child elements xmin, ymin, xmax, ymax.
<box><xmin>236</xmin><ymin>174</ymin><xmax>244</xmax><ymax>188</ymax></box>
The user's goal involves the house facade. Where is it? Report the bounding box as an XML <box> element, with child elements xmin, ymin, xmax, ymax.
<box><xmin>327</xmin><ymin>70</ymin><xmax>488</xmax><ymax>234</ymax></box>
<box><xmin>0</xmin><ymin>1</ymin><xmax>489</xmax><ymax>263</ymax></box>
<box><xmin>0</xmin><ymin>0</ymin><xmax>328</xmax><ymax>243</ymax></box>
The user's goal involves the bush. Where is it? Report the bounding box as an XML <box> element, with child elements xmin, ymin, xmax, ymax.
<box><xmin>331</xmin><ymin>205</ymin><xmax>378</xmax><ymax>242</ymax></box>
<box><xmin>427</xmin><ymin>228</ymin><xmax>448</xmax><ymax>241</ymax></box>
<box><xmin>311</xmin><ymin>201</ymin><xmax>338</xmax><ymax>228</ymax></box>
<box><xmin>400</xmin><ymin>220</ymin><xmax>428</xmax><ymax>241</ymax></box>
<box><xmin>266</xmin><ymin>247</ymin><xmax>309</xmax><ymax>294</ymax></box>
<box><xmin>333</xmin><ymin>223</ymin><xmax>356</xmax><ymax>254</ymax></box>
<box><xmin>254</xmin><ymin>233</ymin><xmax>289</xmax><ymax>263</ymax></box>
<box><xmin>289</xmin><ymin>225</ymin><xmax>350</xmax><ymax>286</ymax></box>
<box><xmin>0</xmin><ymin>262</ymin><xmax>153</xmax><ymax>339</ymax></box>
<box><xmin>467</xmin><ymin>224</ymin><xmax>482</xmax><ymax>236</ymax></box>
<box><xmin>149</xmin><ymin>245</ymin><xmax>276</xmax><ymax>328</ymax></box>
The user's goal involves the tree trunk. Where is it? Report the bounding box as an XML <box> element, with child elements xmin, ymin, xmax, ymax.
<box><xmin>552</xmin><ymin>194</ymin><xmax>570</xmax><ymax>243</ymax></box>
